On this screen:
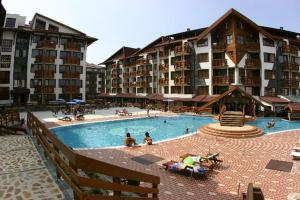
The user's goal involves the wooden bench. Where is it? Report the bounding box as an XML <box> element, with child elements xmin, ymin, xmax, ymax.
<box><xmin>243</xmin><ymin>183</ymin><xmax>264</xmax><ymax>200</ymax></box>
<box><xmin>27</xmin><ymin>112</ymin><xmax>160</xmax><ymax>199</ymax></box>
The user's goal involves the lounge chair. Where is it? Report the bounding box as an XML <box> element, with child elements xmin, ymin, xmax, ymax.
<box><xmin>123</xmin><ymin>109</ymin><xmax>132</xmax><ymax>116</ymax></box>
<box><xmin>76</xmin><ymin>114</ymin><xmax>85</xmax><ymax>121</ymax></box>
<box><xmin>291</xmin><ymin>151</ymin><xmax>300</xmax><ymax>159</ymax></box>
<box><xmin>180</xmin><ymin>152</ymin><xmax>222</xmax><ymax>168</ymax></box>
<box><xmin>58</xmin><ymin>115</ymin><xmax>72</xmax><ymax>121</ymax></box>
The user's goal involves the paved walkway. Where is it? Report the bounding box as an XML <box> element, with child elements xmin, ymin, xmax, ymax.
<box><xmin>78</xmin><ymin>130</ymin><xmax>300</xmax><ymax>200</ymax></box>
<box><xmin>0</xmin><ymin>135</ymin><xmax>64</xmax><ymax>200</ymax></box>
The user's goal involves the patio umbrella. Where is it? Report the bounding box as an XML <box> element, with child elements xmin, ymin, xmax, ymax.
<box><xmin>163</xmin><ymin>99</ymin><xmax>175</xmax><ymax>111</ymax></box>
<box><xmin>67</xmin><ymin>101</ymin><xmax>77</xmax><ymax>105</ymax></box>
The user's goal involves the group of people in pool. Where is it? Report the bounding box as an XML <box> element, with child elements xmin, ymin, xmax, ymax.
<box><xmin>125</xmin><ymin>132</ymin><xmax>152</xmax><ymax>147</ymax></box>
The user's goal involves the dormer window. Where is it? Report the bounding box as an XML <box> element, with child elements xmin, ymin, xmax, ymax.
<box><xmin>5</xmin><ymin>18</ymin><xmax>16</xmax><ymax>28</ymax></box>
<box><xmin>49</xmin><ymin>24</ymin><xmax>59</xmax><ymax>32</ymax></box>
<box><xmin>226</xmin><ymin>35</ymin><xmax>233</xmax><ymax>44</ymax></box>
<box><xmin>35</xmin><ymin>19</ymin><xmax>46</xmax><ymax>30</ymax></box>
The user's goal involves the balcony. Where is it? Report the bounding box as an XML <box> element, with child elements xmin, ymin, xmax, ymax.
<box><xmin>34</xmin><ymin>86</ymin><xmax>54</xmax><ymax>94</ymax></box>
<box><xmin>159</xmin><ymin>51</ymin><xmax>168</xmax><ymax>58</ymax></box>
<box><xmin>36</xmin><ymin>40</ymin><xmax>56</xmax><ymax>49</ymax></box>
<box><xmin>212</xmin><ymin>43</ymin><xmax>226</xmax><ymax>51</ymax></box>
<box><xmin>264</xmin><ymin>91</ymin><xmax>276</xmax><ymax>96</ymax></box>
<box><xmin>159</xmin><ymin>78</ymin><xmax>169</xmax><ymax>85</ymax></box>
<box><xmin>244</xmin><ymin>42</ymin><xmax>260</xmax><ymax>52</ymax></box>
<box><xmin>174</xmin><ymin>61</ymin><xmax>191</xmax><ymax>70</ymax></box>
<box><xmin>129</xmin><ymin>82</ymin><xmax>137</xmax><ymax>87</ymax></box>
<box><xmin>62</xmin><ymin>86</ymin><xmax>80</xmax><ymax>94</ymax></box>
<box><xmin>123</xmin><ymin>72</ymin><xmax>130</xmax><ymax>78</ymax></box>
<box><xmin>159</xmin><ymin>64</ymin><xmax>169</xmax><ymax>72</ymax></box>
<box><xmin>64</xmin><ymin>42</ymin><xmax>81</xmax><ymax>51</ymax></box>
<box><xmin>136</xmin><ymin>70</ymin><xmax>150</xmax><ymax>76</ymax></box>
<box><xmin>129</xmin><ymin>71</ymin><xmax>137</xmax><ymax>77</ymax></box>
<box><xmin>35</xmin><ymin>55</ymin><xmax>56</xmax><ymax>64</ymax></box>
<box><xmin>62</xmin><ymin>72</ymin><xmax>80</xmax><ymax>79</ymax></box>
<box><xmin>245</xmin><ymin>59</ymin><xmax>261</xmax><ymax>68</ymax></box>
<box><xmin>34</xmin><ymin>70</ymin><xmax>55</xmax><ymax>79</ymax></box>
<box><xmin>281</xmin><ymin>45</ymin><xmax>298</xmax><ymax>55</ymax></box>
<box><xmin>111</xmin><ymin>73</ymin><xmax>119</xmax><ymax>79</ymax></box>
<box><xmin>212</xmin><ymin>59</ymin><xmax>227</xmax><ymax>68</ymax></box>
<box><xmin>212</xmin><ymin>76</ymin><xmax>230</xmax><ymax>85</ymax></box>
<box><xmin>174</xmin><ymin>76</ymin><xmax>191</xmax><ymax>86</ymax></box>
<box><xmin>136</xmin><ymin>81</ymin><xmax>149</xmax><ymax>87</ymax></box>
<box><xmin>241</xmin><ymin>76</ymin><xmax>261</xmax><ymax>86</ymax></box>
<box><xmin>136</xmin><ymin>58</ymin><xmax>149</xmax><ymax>65</ymax></box>
<box><xmin>111</xmin><ymin>63</ymin><xmax>118</xmax><ymax>69</ymax></box>
<box><xmin>174</xmin><ymin>46</ymin><xmax>191</xmax><ymax>55</ymax></box>
<box><xmin>281</xmin><ymin>62</ymin><xmax>300</xmax><ymax>71</ymax></box>
<box><xmin>124</xmin><ymin>62</ymin><xmax>136</xmax><ymax>68</ymax></box>
<box><xmin>282</xmin><ymin>80</ymin><xmax>299</xmax><ymax>88</ymax></box>
<box><xmin>123</xmin><ymin>82</ymin><xmax>130</xmax><ymax>87</ymax></box>
<box><xmin>63</xmin><ymin>57</ymin><xmax>80</xmax><ymax>65</ymax></box>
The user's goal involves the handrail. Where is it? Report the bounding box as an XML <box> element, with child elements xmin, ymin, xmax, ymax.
<box><xmin>27</xmin><ymin>112</ymin><xmax>160</xmax><ymax>199</ymax></box>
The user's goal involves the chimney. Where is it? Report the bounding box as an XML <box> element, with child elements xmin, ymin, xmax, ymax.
<box><xmin>187</xmin><ymin>28</ymin><xmax>190</xmax><ymax>31</ymax></box>
<box><xmin>280</xmin><ymin>27</ymin><xmax>284</xmax><ymax>30</ymax></box>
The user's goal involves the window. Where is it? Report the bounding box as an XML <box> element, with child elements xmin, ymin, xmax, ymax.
<box><xmin>264</xmin><ymin>53</ymin><xmax>275</xmax><ymax>63</ymax></box>
<box><xmin>197</xmin><ymin>39</ymin><xmax>208</xmax><ymax>47</ymax></box>
<box><xmin>0</xmin><ymin>71</ymin><xmax>10</xmax><ymax>84</ymax></box>
<box><xmin>48</xmin><ymin>24</ymin><xmax>59</xmax><ymax>32</ymax></box>
<box><xmin>279</xmin><ymin>55</ymin><xmax>288</xmax><ymax>63</ymax></box>
<box><xmin>15</xmin><ymin>49</ymin><xmax>27</xmax><ymax>57</ymax></box>
<box><xmin>0</xmin><ymin>55</ymin><xmax>11</xmax><ymax>68</ymax></box>
<box><xmin>35</xmin><ymin>19</ymin><xmax>46</xmax><ymax>30</ymax></box>
<box><xmin>237</xmin><ymin>36</ymin><xmax>244</xmax><ymax>44</ymax></box>
<box><xmin>198</xmin><ymin>69</ymin><xmax>209</xmax><ymax>79</ymax></box>
<box><xmin>225</xmin><ymin>22</ymin><xmax>231</xmax><ymax>30</ymax></box>
<box><xmin>263</xmin><ymin>38</ymin><xmax>274</xmax><ymax>47</ymax></box>
<box><xmin>226</xmin><ymin>35</ymin><xmax>232</xmax><ymax>44</ymax></box>
<box><xmin>5</xmin><ymin>18</ymin><xmax>16</xmax><ymax>28</ymax></box>
<box><xmin>1</xmin><ymin>40</ymin><xmax>13</xmax><ymax>52</ymax></box>
<box><xmin>32</xmin><ymin>49</ymin><xmax>43</xmax><ymax>58</ymax></box>
<box><xmin>0</xmin><ymin>87</ymin><xmax>9</xmax><ymax>100</ymax></box>
<box><xmin>237</xmin><ymin>21</ymin><xmax>243</xmax><ymax>29</ymax></box>
<box><xmin>265</xmin><ymin>70</ymin><xmax>276</xmax><ymax>79</ymax></box>
<box><xmin>197</xmin><ymin>53</ymin><xmax>209</xmax><ymax>62</ymax></box>
<box><xmin>32</xmin><ymin>35</ymin><xmax>43</xmax><ymax>43</ymax></box>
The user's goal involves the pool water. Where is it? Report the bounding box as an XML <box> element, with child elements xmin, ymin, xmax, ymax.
<box><xmin>52</xmin><ymin>116</ymin><xmax>300</xmax><ymax>149</ymax></box>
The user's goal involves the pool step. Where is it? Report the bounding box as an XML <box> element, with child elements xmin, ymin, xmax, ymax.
<box><xmin>199</xmin><ymin>124</ymin><xmax>264</xmax><ymax>138</ymax></box>
<box><xmin>220</xmin><ymin>111</ymin><xmax>244</xmax><ymax>127</ymax></box>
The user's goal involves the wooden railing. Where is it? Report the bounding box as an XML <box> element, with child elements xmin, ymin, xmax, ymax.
<box><xmin>212</xmin><ymin>59</ymin><xmax>227</xmax><ymax>68</ymax></box>
<box><xmin>130</xmin><ymin>71</ymin><xmax>137</xmax><ymax>77</ymax></box>
<box><xmin>136</xmin><ymin>81</ymin><xmax>149</xmax><ymax>87</ymax></box>
<box><xmin>212</xmin><ymin>43</ymin><xmax>226</xmax><ymax>51</ymax></box>
<box><xmin>35</xmin><ymin>55</ymin><xmax>56</xmax><ymax>63</ymax></box>
<box><xmin>174</xmin><ymin>46</ymin><xmax>191</xmax><ymax>55</ymax></box>
<box><xmin>174</xmin><ymin>61</ymin><xmax>191</xmax><ymax>70</ymax></box>
<box><xmin>136</xmin><ymin>70</ymin><xmax>150</xmax><ymax>76</ymax></box>
<box><xmin>36</xmin><ymin>40</ymin><xmax>57</xmax><ymax>49</ymax></box>
<box><xmin>212</xmin><ymin>76</ymin><xmax>231</xmax><ymax>85</ymax></box>
<box><xmin>159</xmin><ymin>78</ymin><xmax>169</xmax><ymax>85</ymax></box>
<box><xmin>62</xmin><ymin>72</ymin><xmax>80</xmax><ymax>79</ymax></box>
<box><xmin>27</xmin><ymin>112</ymin><xmax>160</xmax><ymax>200</ymax></box>
<box><xmin>64</xmin><ymin>42</ymin><xmax>81</xmax><ymax>51</ymax></box>
<box><xmin>174</xmin><ymin>76</ymin><xmax>190</xmax><ymax>85</ymax></box>
<box><xmin>123</xmin><ymin>73</ymin><xmax>130</xmax><ymax>78</ymax></box>
<box><xmin>281</xmin><ymin>45</ymin><xmax>298</xmax><ymax>55</ymax></box>
<box><xmin>159</xmin><ymin>64</ymin><xmax>169</xmax><ymax>72</ymax></box>
<box><xmin>63</xmin><ymin>57</ymin><xmax>80</xmax><ymax>65</ymax></box>
<box><xmin>245</xmin><ymin>59</ymin><xmax>261</xmax><ymax>68</ymax></box>
<box><xmin>280</xmin><ymin>62</ymin><xmax>299</xmax><ymax>71</ymax></box>
<box><xmin>137</xmin><ymin>58</ymin><xmax>149</xmax><ymax>65</ymax></box>
<box><xmin>123</xmin><ymin>82</ymin><xmax>130</xmax><ymax>87</ymax></box>
<box><xmin>34</xmin><ymin>70</ymin><xmax>55</xmax><ymax>79</ymax></box>
<box><xmin>0</xmin><ymin>111</ymin><xmax>27</xmax><ymax>134</ymax></box>
<box><xmin>241</xmin><ymin>76</ymin><xmax>261</xmax><ymax>86</ymax></box>
<box><xmin>62</xmin><ymin>86</ymin><xmax>80</xmax><ymax>94</ymax></box>
<box><xmin>35</xmin><ymin>86</ymin><xmax>54</xmax><ymax>94</ymax></box>
<box><xmin>244</xmin><ymin>42</ymin><xmax>260</xmax><ymax>51</ymax></box>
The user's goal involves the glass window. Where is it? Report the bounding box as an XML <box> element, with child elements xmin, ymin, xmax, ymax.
<box><xmin>48</xmin><ymin>24</ymin><xmax>59</xmax><ymax>32</ymax></box>
<box><xmin>237</xmin><ymin>36</ymin><xmax>244</xmax><ymax>44</ymax></box>
<box><xmin>0</xmin><ymin>87</ymin><xmax>9</xmax><ymax>100</ymax></box>
<box><xmin>197</xmin><ymin>39</ymin><xmax>208</xmax><ymax>47</ymax></box>
<box><xmin>5</xmin><ymin>18</ymin><xmax>16</xmax><ymax>28</ymax></box>
<box><xmin>263</xmin><ymin>38</ymin><xmax>274</xmax><ymax>46</ymax></box>
<box><xmin>32</xmin><ymin>49</ymin><xmax>42</xmax><ymax>58</ymax></box>
<box><xmin>1</xmin><ymin>40</ymin><xmax>13</xmax><ymax>52</ymax></box>
<box><xmin>226</xmin><ymin>35</ymin><xmax>232</xmax><ymax>44</ymax></box>
<box><xmin>35</xmin><ymin>19</ymin><xmax>46</xmax><ymax>30</ymax></box>
<box><xmin>197</xmin><ymin>53</ymin><xmax>209</xmax><ymax>62</ymax></box>
<box><xmin>32</xmin><ymin>35</ymin><xmax>43</xmax><ymax>43</ymax></box>
<box><xmin>264</xmin><ymin>53</ymin><xmax>275</xmax><ymax>63</ymax></box>
<box><xmin>0</xmin><ymin>71</ymin><xmax>10</xmax><ymax>84</ymax></box>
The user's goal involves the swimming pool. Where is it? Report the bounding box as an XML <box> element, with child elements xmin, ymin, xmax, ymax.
<box><xmin>51</xmin><ymin>116</ymin><xmax>300</xmax><ymax>149</ymax></box>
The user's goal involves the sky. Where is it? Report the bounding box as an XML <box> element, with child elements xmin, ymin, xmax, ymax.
<box><xmin>3</xmin><ymin>0</ymin><xmax>300</xmax><ymax>64</ymax></box>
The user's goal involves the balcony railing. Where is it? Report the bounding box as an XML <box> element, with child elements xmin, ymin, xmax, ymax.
<box><xmin>36</xmin><ymin>40</ymin><xmax>56</xmax><ymax>49</ymax></box>
<box><xmin>244</xmin><ymin>42</ymin><xmax>260</xmax><ymax>51</ymax></box>
<box><xmin>159</xmin><ymin>78</ymin><xmax>169</xmax><ymax>85</ymax></box>
<box><xmin>136</xmin><ymin>58</ymin><xmax>149</xmax><ymax>65</ymax></box>
<box><xmin>123</xmin><ymin>72</ymin><xmax>130</xmax><ymax>78</ymax></box>
<box><xmin>34</xmin><ymin>86</ymin><xmax>54</xmax><ymax>94</ymax></box>
<box><xmin>111</xmin><ymin>63</ymin><xmax>118</xmax><ymax>69</ymax></box>
<box><xmin>282</xmin><ymin>80</ymin><xmax>299</xmax><ymax>88</ymax></box>
<box><xmin>63</xmin><ymin>57</ymin><xmax>80</xmax><ymax>65</ymax></box>
<box><xmin>212</xmin><ymin>59</ymin><xmax>227</xmax><ymax>68</ymax></box>
<box><xmin>159</xmin><ymin>64</ymin><xmax>169</xmax><ymax>72</ymax></box>
<box><xmin>212</xmin><ymin>76</ymin><xmax>230</xmax><ymax>85</ymax></box>
<box><xmin>129</xmin><ymin>82</ymin><xmax>136</xmax><ymax>87</ymax></box>
<box><xmin>159</xmin><ymin>51</ymin><xmax>168</xmax><ymax>58</ymax></box>
<box><xmin>62</xmin><ymin>86</ymin><xmax>80</xmax><ymax>94</ymax></box>
<box><xmin>62</xmin><ymin>72</ymin><xmax>80</xmax><ymax>79</ymax></box>
<box><xmin>34</xmin><ymin>70</ymin><xmax>55</xmax><ymax>79</ymax></box>
<box><xmin>174</xmin><ymin>46</ymin><xmax>191</xmax><ymax>55</ymax></box>
<box><xmin>124</xmin><ymin>62</ymin><xmax>136</xmax><ymax>67</ymax></box>
<box><xmin>64</xmin><ymin>42</ymin><xmax>81</xmax><ymax>51</ymax></box>
<box><xmin>281</xmin><ymin>45</ymin><xmax>298</xmax><ymax>55</ymax></box>
<box><xmin>123</xmin><ymin>82</ymin><xmax>130</xmax><ymax>87</ymax></box>
<box><xmin>281</xmin><ymin>62</ymin><xmax>300</xmax><ymax>71</ymax></box>
<box><xmin>264</xmin><ymin>91</ymin><xmax>276</xmax><ymax>96</ymax></box>
<box><xmin>129</xmin><ymin>71</ymin><xmax>137</xmax><ymax>77</ymax></box>
<box><xmin>136</xmin><ymin>70</ymin><xmax>150</xmax><ymax>76</ymax></box>
<box><xmin>136</xmin><ymin>81</ymin><xmax>149</xmax><ymax>87</ymax></box>
<box><xmin>212</xmin><ymin>43</ymin><xmax>226</xmax><ymax>51</ymax></box>
<box><xmin>111</xmin><ymin>73</ymin><xmax>119</xmax><ymax>79</ymax></box>
<box><xmin>241</xmin><ymin>76</ymin><xmax>261</xmax><ymax>86</ymax></box>
<box><xmin>174</xmin><ymin>76</ymin><xmax>191</xmax><ymax>85</ymax></box>
<box><xmin>174</xmin><ymin>61</ymin><xmax>191</xmax><ymax>70</ymax></box>
<box><xmin>245</xmin><ymin>59</ymin><xmax>261</xmax><ymax>68</ymax></box>
<box><xmin>35</xmin><ymin>55</ymin><xmax>56</xmax><ymax>64</ymax></box>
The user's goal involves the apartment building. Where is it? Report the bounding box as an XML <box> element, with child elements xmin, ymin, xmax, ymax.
<box><xmin>86</xmin><ymin>63</ymin><xmax>105</xmax><ymax>100</ymax></box>
<box><xmin>103</xmin><ymin>9</ymin><xmax>300</xmax><ymax>99</ymax></box>
<box><xmin>0</xmin><ymin>12</ymin><xmax>97</xmax><ymax>104</ymax></box>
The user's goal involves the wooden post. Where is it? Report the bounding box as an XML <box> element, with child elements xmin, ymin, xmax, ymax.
<box><xmin>113</xmin><ymin>177</ymin><xmax>121</xmax><ymax>196</ymax></box>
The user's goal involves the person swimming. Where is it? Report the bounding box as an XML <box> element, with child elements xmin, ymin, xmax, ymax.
<box><xmin>266</xmin><ymin>118</ymin><xmax>275</xmax><ymax>128</ymax></box>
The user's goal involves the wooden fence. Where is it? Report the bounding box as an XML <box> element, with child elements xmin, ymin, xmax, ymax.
<box><xmin>27</xmin><ymin>112</ymin><xmax>160</xmax><ymax>199</ymax></box>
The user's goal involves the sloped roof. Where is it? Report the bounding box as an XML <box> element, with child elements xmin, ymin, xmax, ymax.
<box><xmin>101</xmin><ymin>46</ymin><xmax>139</xmax><ymax>64</ymax></box>
<box><xmin>260</xmin><ymin>96</ymin><xmax>289</xmax><ymax>104</ymax></box>
<box><xmin>196</xmin><ymin>8</ymin><xmax>274</xmax><ymax>41</ymax></box>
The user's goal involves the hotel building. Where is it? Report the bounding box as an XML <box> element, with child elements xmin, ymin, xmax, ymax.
<box><xmin>102</xmin><ymin>9</ymin><xmax>300</xmax><ymax>100</ymax></box>
<box><xmin>0</xmin><ymin>11</ymin><xmax>97</xmax><ymax>104</ymax></box>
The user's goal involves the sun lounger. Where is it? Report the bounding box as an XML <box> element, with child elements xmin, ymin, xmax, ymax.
<box><xmin>58</xmin><ymin>115</ymin><xmax>72</xmax><ymax>121</ymax></box>
<box><xmin>291</xmin><ymin>151</ymin><xmax>300</xmax><ymax>159</ymax></box>
<box><xmin>162</xmin><ymin>161</ymin><xmax>210</xmax><ymax>178</ymax></box>
<box><xmin>76</xmin><ymin>114</ymin><xmax>85</xmax><ymax>121</ymax></box>
<box><xmin>293</xmin><ymin>146</ymin><xmax>300</xmax><ymax>152</ymax></box>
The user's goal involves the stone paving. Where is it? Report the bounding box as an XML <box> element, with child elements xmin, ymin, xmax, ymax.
<box><xmin>77</xmin><ymin>130</ymin><xmax>300</xmax><ymax>200</ymax></box>
<box><xmin>0</xmin><ymin>135</ymin><xmax>64</xmax><ymax>200</ymax></box>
